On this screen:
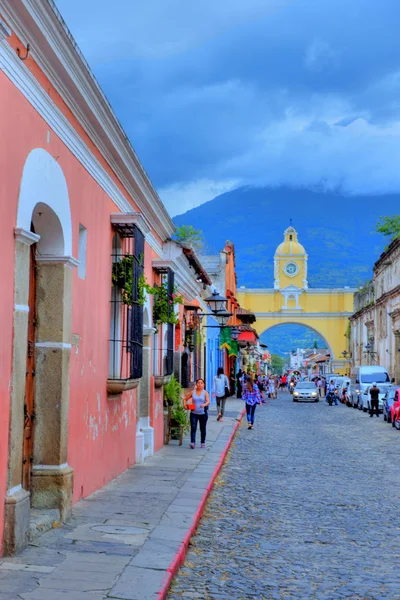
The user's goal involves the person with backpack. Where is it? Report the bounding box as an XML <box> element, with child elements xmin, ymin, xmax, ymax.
<box><xmin>212</xmin><ymin>367</ymin><xmax>230</xmax><ymax>422</ymax></box>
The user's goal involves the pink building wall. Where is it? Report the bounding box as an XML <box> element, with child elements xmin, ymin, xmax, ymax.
<box><xmin>0</xmin><ymin>61</ymin><xmax>162</xmax><ymax>550</ymax></box>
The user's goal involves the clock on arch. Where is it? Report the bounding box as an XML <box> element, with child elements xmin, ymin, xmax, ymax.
<box><xmin>284</xmin><ymin>262</ymin><xmax>299</xmax><ymax>277</ymax></box>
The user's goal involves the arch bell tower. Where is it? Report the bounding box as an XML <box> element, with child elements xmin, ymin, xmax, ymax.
<box><xmin>274</xmin><ymin>226</ymin><xmax>308</xmax><ymax>310</ymax></box>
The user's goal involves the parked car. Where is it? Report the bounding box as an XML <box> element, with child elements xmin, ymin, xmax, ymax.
<box><xmin>394</xmin><ymin>413</ymin><xmax>400</xmax><ymax>430</ymax></box>
<box><xmin>383</xmin><ymin>388</ymin><xmax>399</xmax><ymax>423</ymax></box>
<box><xmin>361</xmin><ymin>385</ymin><xmax>392</xmax><ymax>413</ymax></box>
<box><xmin>390</xmin><ymin>391</ymin><xmax>400</xmax><ymax>427</ymax></box>
<box><xmin>292</xmin><ymin>382</ymin><xmax>319</xmax><ymax>402</ymax></box>
<box><xmin>350</xmin><ymin>365</ymin><xmax>391</xmax><ymax>408</ymax></box>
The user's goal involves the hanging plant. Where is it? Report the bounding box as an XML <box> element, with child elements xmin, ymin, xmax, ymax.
<box><xmin>151</xmin><ymin>282</ymin><xmax>183</xmax><ymax>329</ymax></box>
<box><xmin>185</xmin><ymin>330</ymin><xmax>195</xmax><ymax>352</ymax></box>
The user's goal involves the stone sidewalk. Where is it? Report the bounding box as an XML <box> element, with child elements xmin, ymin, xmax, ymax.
<box><xmin>0</xmin><ymin>398</ymin><xmax>243</xmax><ymax>600</ymax></box>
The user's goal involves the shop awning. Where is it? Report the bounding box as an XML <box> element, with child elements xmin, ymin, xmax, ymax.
<box><xmin>237</xmin><ymin>331</ymin><xmax>257</xmax><ymax>344</ymax></box>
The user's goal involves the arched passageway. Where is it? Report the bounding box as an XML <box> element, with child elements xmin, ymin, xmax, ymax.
<box><xmin>4</xmin><ymin>149</ymin><xmax>77</xmax><ymax>554</ymax></box>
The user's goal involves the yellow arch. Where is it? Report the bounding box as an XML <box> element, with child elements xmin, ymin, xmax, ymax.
<box><xmin>237</xmin><ymin>288</ymin><xmax>356</xmax><ymax>374</ymax></box>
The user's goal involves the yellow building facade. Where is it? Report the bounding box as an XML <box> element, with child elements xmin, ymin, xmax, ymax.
<box><xmin>237</xmin><ymin>226</ymin><xmax>356</xmax><ymax>373</ymax></box>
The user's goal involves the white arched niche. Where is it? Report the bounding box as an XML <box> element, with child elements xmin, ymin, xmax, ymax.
<box><xmin>16</xmin><ymin>148</ymin><xmax>73</xmax><ymax>256</ymax></box>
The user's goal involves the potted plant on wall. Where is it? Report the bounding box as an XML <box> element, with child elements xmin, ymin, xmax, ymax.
<box><xmin>163</xmin><ymin>375</ymin><xmax>188</xmax><ymax>445</ymax></box>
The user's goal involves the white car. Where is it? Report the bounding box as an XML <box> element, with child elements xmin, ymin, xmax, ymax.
<box><xmin>351</xmin><ymin>385</ymin><xmax>362</xmax><ymax>408</ymax></box>
<box><xmin>360</xmin><ymin>385</ymin><xmax>391</xmax><ymax>413</ymax></box>
<box><xmin>293</xmin><ymin>382</ymin><xmax>319</xmax><ymax>402</ymax></box>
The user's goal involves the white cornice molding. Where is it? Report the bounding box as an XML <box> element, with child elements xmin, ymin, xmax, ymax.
<box><xmin>0</xmin><ymin>40</ymin><xmax>134</xmax><ymax>213</ymax></box>
<box><xmin>0</xmin><ymin>17</ymin><xmax>11</xmax><ymax>39</ymax></box>
<box><xmin>152</xmin><ymin>255</ymin><xmax>201</xmax><ymax>300</ymax></box>
<box><xmin>0</xmin><ymin>1</ymin><xmax>174</xmax><ymax>241</ymax></box>
<box><xmin>0</xmin><ymin>36</ymin><xmax>164</xmax><ymax>260</ymax></box>
<box><xmin>36</xmin><ymin>255</ymin><xmax>79</xmax><ymax>269</ymax></box>
<box><xmin>14</xmin><ymin>227</ymin><xmax>40</xmax><ymax>245</ymax></box>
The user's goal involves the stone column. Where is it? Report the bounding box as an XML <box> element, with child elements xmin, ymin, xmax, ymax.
<box><xmin>136</xmin><ymin>327</ymin><xmax>155</xmax><ymax>463</ymax></box>
<box><xmin>4</xmin><ymin>229</ymin><xmax>40</xmax><ymax>555</ymax></box>
<box><xmin>30</xmin><ymin>256</ymin><xmax>77</xmax><ymax>521</ymax></box>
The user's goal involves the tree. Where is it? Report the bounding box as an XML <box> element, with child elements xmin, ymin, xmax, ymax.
<box><xmin>271</xmin><ymin>354</ymin><xmax>284</xmax><ymax>375</ymax></box>
<box><xmin>175</xmin><ymin>225</ymin><xmax>203</xmax><ymax>251</ymax></box>
<box><xmin>376</xmin><ymin>215</ymin><xmax>400</xmax><ymax>242</ymax></box>
<box><xmin>313</xmin><ymin>340</ymin><xmax>318</xmax><ymax>349</ymax></box>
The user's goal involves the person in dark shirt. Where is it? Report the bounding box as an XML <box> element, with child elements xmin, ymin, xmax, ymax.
<box><xmin>369</xmin><ymin>383</ymin><xmax>380</xmax><ymax>417</ymax></box>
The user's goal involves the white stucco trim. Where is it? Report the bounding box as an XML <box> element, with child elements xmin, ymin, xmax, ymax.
<box><xmin>6</xmin><ymin>484</ymin><xmax>22</xmax><ymax>496</ymax></box>
<box><xmin>110</xmin><ymin>212</ymin><xmax>151</xmax><ymax>236</ymax></box>
<box><xmin>0</xmin><ymin>17</ymin><xmax>11</xmax><ymax>39</ymax></box>
<box><xmin>14</xmin><ymin>304</ymin><xmax>29</xmax><ymax>312</ymax></box>
<box><xmin>36</xmin><ymin>255</ymin><xmax>79</xmax><ymax>269</ymax></box>
<box><xmin>35</xmin><ymin>342</ymin><xmax>72</xmax><ymax>349</ymax></box>
<box><xmin>14</xmin><ymin>228</ymin><xmax>40</xmax><ymax>246</ymax></box>
<box><xmin>17</xmin><ymin>149</ymin><xmax>73</xmax><ymax>255</ymax></box>
<box><xmin>32</xmin><ymin>463</ymin><xmax>69</xmax><ymax>470</ymax></box>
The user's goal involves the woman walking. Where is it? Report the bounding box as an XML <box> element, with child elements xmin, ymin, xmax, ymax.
<box><xmin>184</xmin><ymin>378</ymin><xmax>210</xmax><ymax>449</ymax></box>
<box><xmin>213</xmin><ymin>367</ymin><xmax>230</xmax><ymax>422</ymax></box>
<box><xmin>268</xmin><ymin>377</ymin><xmax>275</xmax><ymax>399</ymax></box>
<box><xmin>242</xmin><ymin>376</ymin><xmax>263</xmax><ymax>429</ymax></box>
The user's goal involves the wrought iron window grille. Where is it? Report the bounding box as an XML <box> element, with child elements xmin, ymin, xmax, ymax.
<box><xmin>109</xmin><ymin>224</ymin><xmax>144</xmax><ymax>381</ymax></box>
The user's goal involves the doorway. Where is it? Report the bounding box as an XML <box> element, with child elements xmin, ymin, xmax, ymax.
<box><xmin>22</xmin><ymin>241</ymin><xmax>36</xmax><ymax>493</ymax></box>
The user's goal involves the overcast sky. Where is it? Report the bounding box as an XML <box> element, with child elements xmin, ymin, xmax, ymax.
<box><xmin>55</xmin><ymin>0</ymin><xmax>400</xmax><ymax>216</ymax></box>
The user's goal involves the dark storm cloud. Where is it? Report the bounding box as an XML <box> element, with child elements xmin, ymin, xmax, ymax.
<box><xmin>55</xmin><ymin>0</ymin><xmax>400</xmax><ymax>214</ymax></box>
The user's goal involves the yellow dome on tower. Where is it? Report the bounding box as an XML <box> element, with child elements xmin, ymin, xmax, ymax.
<box><xmin>275</xmin><ymin>226</ymin><xmax>306</xmax><ymax>257</ymax></box>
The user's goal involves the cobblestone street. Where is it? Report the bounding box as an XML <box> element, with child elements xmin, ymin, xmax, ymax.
<box><xmin>168</xmin><ymin>393</ymin><xmax>400</xmax><ymax>600</ymax></box>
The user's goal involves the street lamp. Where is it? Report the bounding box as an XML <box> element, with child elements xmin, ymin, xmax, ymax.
<box><xmin>364</xmin><ymin>342</ymin><xmax>377</xmax><ymax>365</ymax></box>
<box><xmin>341</xmin><ymin>350</ymin><xmax>348</xmax><ymax>359</ymax></box>
<box><xmin>215</xmin><ymin>309</ymin><xmax>233</xmax><ymax>327</ymax></box>
<box><xmin>231</xmin><ymin>326</ymin><xmax>240</xmax><ymax>341</ymax></box>
<box><xmin>205</xmin><ymin>291</ymin><xmax>228</xmax><ymax>314</ymax></box>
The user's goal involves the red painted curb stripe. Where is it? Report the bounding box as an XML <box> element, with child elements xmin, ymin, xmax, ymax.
<box><xmin>156</xmin><ymin>407</ymin><xmax>246</xmax><ymax>600</ymax></box>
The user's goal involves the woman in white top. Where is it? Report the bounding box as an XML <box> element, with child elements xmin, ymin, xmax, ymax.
<box><xmin>212</xmin><ymin>367</ymin><xmax>230</xmax><ymax>422</ymax></box>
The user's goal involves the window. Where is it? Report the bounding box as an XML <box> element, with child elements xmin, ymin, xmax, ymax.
<box><xmin>109</xmin><ymin>224</ymin><xmax>144</xmax><ymax>380</ymax></box>
<box><xmin>152</xmin><ymin>268</ymin><xmax>174</xmax><ymax>376</ymax></box>
<box><xmin>78</xmin><ymin>224</ymin><xmax>87</xmax><ymax>279</ymax></box>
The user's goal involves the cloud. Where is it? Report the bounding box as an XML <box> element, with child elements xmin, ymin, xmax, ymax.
<box><xmin>159</xmin><ymin>178</ymin><xmax>239</xmax><ymax>216</ymax></box>
<box><xmin>55</xmin><ymin>0</ymin><xmax>400</xmax><ymax>214</ymax></box>
<box><xmin>304</xmin><ymin>39</ymin><xmax>340</xmax><ymax>72</ymax></box>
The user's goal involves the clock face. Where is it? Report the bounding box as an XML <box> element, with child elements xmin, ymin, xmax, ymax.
<box><xmin>285</xmin><ymin>262</ymin><xmax>298</xmax><ymax>276</ymax></box>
